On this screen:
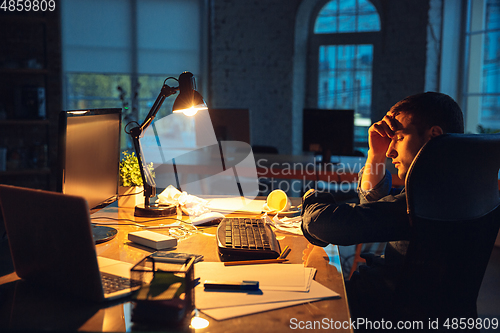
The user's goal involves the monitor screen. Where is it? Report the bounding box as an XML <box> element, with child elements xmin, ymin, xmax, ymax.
<box><xmin>302</xmin><ymin>108</ymin><xmax>354</xmax><ymax>157</ymax></box>
<box><xmin>57</xmin><ymin>108</ymin><xmax>121</xmax><ymax>210</ymax></box>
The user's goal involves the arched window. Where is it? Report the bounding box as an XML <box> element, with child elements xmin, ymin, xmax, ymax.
<box><xmin>308</xmin><ymin>0</ymin><xmax>380</xmax><ymax>152</ymax></box>
<box><xmin>314</xmin><ymin>0</ymin><xmax>380</xmax><ymax>33</ymax></box>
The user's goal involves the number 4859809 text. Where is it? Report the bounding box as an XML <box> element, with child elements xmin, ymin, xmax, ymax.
<box><xmin>1</xmin><ymin>0</ymin><xmax>56</xmax><ymax>12</ymax></box>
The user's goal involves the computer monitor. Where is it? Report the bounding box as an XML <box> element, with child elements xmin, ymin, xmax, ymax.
<box><xmin>57</xmin><ymin>108</ymin><xmax>122</xmax><ymax>210</ymax></box>
<box><xmin>198</xmin><ymin>108</ymin><xmax>251</xmax><ymax>144</ymax></box>
<box><xmin>302</xmin><ymin>108</ymin><xmax>354</xmax><ymax>160</ymax></box>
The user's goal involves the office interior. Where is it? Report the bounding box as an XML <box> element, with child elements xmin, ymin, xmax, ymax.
<box><xmin>0</xmin><ymin>0</ymin><xmax>499</xmax><ymax>331</ymax></box>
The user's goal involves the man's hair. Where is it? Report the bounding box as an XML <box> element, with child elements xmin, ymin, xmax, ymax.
<box><xmin>390</xmin><ymin>92</ymin><xmax>464</xmax><ymax>135</ymax></box>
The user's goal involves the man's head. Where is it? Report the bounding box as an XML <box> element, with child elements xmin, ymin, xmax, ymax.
<box><xmin>385</xmin><ymin>92</ymin><xmax>464</xmax><ymax>179</ymax></box>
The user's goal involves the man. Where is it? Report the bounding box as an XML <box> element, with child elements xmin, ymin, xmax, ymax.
<box><xmin>300</xmin><ymin>92</ymin><xmax>464</xmax><ymax>320</ymax></box>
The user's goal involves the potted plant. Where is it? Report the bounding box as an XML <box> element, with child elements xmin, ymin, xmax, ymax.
<box><xmin>118</xmin><ymin>151</ymin><xmax>155</xmax><ymax>207</ymax></box>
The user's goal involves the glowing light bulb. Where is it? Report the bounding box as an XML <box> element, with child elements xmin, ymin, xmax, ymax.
<box><xmin>173</xmin><ymin>104</ymin><xmax>208</xmax><ymax>117</ymax></box>
<box><xmin>190</xmin><ymin>316</ymin><xmax>209</xmax><ymax>329</ymax></box>
<box><xmin>183</xmin><ymin>107</ymin><xmax>198</xmax><ymax>117</ymax></box>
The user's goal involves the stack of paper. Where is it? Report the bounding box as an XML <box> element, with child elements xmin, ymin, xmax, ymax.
<box><xmin>194</xmin><ymin>262</ymin><xmax>340</xmax><ymax>320</ymax></box>
<box><xmin>206</xmin><ymin>197</ymin><xmax>266</xmax><ymax>214</ymax></box>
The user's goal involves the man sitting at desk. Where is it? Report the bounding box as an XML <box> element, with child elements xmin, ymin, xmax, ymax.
<box><xmin>300</xmin><ymin>92</ymin><xmax>464</xmax><ymax>321</ymax></box>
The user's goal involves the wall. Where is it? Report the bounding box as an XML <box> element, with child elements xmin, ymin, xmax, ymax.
<box><xmin>209</xmin><ymin>0</ymin><xmax>431</xmax><ymax>154</ymax></box>
<box><xmin>208</xmin><ymin>0</ymin><xmax>301</xmax><ymax>154</ymax></box>
<box><xmin>372</xmin><ymin>0</ymin><xmax>430</xmax><ymax>119</ymax></box>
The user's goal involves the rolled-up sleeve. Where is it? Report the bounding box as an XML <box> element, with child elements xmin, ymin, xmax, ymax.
<box><xmin>357</xmin><ymin>167</ymin><xmax>392</xmax><ymax>204</ymax></box>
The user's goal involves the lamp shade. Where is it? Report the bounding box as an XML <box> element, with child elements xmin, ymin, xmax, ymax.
<box><xmin>172</xmin><ymin>72</ymin><xmax>207</xmax><ymax>116</ymax></box>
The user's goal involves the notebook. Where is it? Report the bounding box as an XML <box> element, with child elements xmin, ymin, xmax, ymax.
<box><xmin>0</xmin><ymin>185</ymin><xmax>140</xmax><ymax>302</ymax></box>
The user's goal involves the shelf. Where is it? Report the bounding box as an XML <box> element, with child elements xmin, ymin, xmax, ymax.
<box><xmin>0</xmin><ymin>14</ymin><xmax>47</xmax><ymax>24</ymax></box>
<box><xmin>0</xmin><ymin>119</ymin><xmax>49</xmax><ymax>126</ymax></box>
<box><xmin>0</xmin><ymin>168</ymin><xmax>51</xmax><ymax>176</ymax></box>
<box><xmin>0</xmin><ymin>68</ymin><xmax>48</xmax><ymax>75</ymax></box>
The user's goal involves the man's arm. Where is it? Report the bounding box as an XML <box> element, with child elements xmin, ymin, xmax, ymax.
<box><xmin>301</xmin><ymin>191</ymin><xmax>409</xmax><ymax>246</ymax></box>
<box><xmin>357</xmin><ymin>167</ymin><xmax>392</xmax><ymax>204</ymax></box>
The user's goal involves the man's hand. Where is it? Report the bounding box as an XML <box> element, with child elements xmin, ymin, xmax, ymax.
<box><xmin>368</xmin><ymin>114</ymin><xmax>399</xmax><ymax>157</ymax></box>
<box><xmin>361</xmin><ymin>114</ymin><xmax>400</xmax><ymax>191</ymax></box>
<box><xmin>303</xmin><ymin>188</ymin><xmax>315</xmax><ymax>200</ymax></box>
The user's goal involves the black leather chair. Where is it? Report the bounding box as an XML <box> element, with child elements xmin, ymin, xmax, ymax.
<box><xmin>394</xmin><ymin>133</ymin><xmax>500</xmax><ymax>328</ymax></box>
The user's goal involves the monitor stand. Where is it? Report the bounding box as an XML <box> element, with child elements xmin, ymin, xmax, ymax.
<box><xmin>92</xmin><ymin>225</ymin><xmax>117</xmax><ymax>244</ymax></box>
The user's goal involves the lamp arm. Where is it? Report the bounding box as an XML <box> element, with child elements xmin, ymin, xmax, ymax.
<box><xmin>129</xmin><ymin>83</ymin><xmax>179</xmax><ymax>208</ymax></box>
<box><xmin>139</xmin><ymin>84</ymin><xmax>178</xmax><ymax>131</ymax></box>
<box><xmin>131</xmin><ymin>135</ymin><xmax>155</xmax><ymax>207</ymax></box>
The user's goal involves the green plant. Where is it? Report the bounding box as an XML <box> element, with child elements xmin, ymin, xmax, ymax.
<box><xmin>119</xmin><ymin>151</ymin><xmax>155</xmax><ymax>187</ymax></box>
<box><xmin>477</xmin><ymin>125</ymin><xmax>500</xmax><ymax>134</ymax></box>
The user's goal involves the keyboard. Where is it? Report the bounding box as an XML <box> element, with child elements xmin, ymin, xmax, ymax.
<box><xmin>101</xmin><ymin>272</ymin><xmax>140</xmax><ymax>294</ymax></box>
<box><xmin>216</xmin><ymin>217</ymin><xmax>281</xmax><ymax>259</ymax></box>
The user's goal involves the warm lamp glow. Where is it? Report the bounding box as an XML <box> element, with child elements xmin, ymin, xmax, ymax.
<box><xmin>68</xmin><ymin>110</ymin><xmax>88</xmax><ymax>115</ymax></box>
<box><xmin>173</xmin><ymin>105</ymin><xmax>208</xmax><ymax>116</ymax></box>
<box><xmin>127</xmin><ymin>71</ymin><xmax>207</xmax><ymax>217</ymax></box>
<box><xmin>171</xmin><ymin>72</ymin><xmax>207</xmax><ymax>116</ymax></box>
<box><xmin>190</xmin><ymin>316</ymin><xmax>209</xmax><ymax>329</ymax></box>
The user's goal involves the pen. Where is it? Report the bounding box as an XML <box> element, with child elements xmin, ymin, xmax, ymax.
<box><xmin>279</xmin><ymin>245</ymin><xmax>290</xmax><ymax>259</ymax></box>
<box><xmin>223</xmin><ymin>258</ymin><xmax>288</xmax><ymax>266</ymax></box>
<box><xmin>204</xmin><ymin>280</ymin><xmax>259</xmax><ymax>291</ymax></box>
<box><xmin>280</xmin><ymin>247</ymin><xmax>291</xmax><ymax>259</ymax></box>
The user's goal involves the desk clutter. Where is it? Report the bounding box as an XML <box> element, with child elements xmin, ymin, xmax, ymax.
<box><xmin>128</xmin><ymin>230</ymin><xmax>177</xmax><ymax>250</ymax></box>
<box><xmin>124</xmin><ymin>187</ymin><xmax>339</xmax><ymax>326</ymax></box>
<box><xmin>129</xmin><ymin>252</ymin><xmax>340</xmax><ymax>325</ymax></box>
<box><xmin>194</xmin><ymin>262</ymin><xmax>340</xmax><ymax>320</ymax></box>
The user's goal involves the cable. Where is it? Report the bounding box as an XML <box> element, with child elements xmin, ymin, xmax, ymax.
<box><xmin>124</xmin><ymin>120</ymin><xmax>140</xmax><ymax>135</ymax></box>
<box><xmin>91</xmin><ymin>216</ymin><xmax>186</xmax><ymax>225</ymax></box>
<box><xmin>90</xmin><ymin>216</ymin><xmax>199</xmax><ymax>235</ymax></box>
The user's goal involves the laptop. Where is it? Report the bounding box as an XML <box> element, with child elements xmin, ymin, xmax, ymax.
<box><xmin>0</xmin><ymin>185</ymin><xmax>140</xmax><ymax>302</ymax></box>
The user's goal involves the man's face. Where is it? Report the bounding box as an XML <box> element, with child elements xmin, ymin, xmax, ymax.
<box><xmin>385</xmin><ymin>112</ymin><xmax>430</xmax><ymax>180</ymax></box>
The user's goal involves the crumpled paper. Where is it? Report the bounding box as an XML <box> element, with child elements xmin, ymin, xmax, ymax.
<box><xmin>263</xmin><ymin>212</ymin><xmax>303</xmax><ymax>236</ymax></box>
<box><xmin>156</xmin><ymin>185</ymin><xmax>210</xmax><ymax>217</ymax></box>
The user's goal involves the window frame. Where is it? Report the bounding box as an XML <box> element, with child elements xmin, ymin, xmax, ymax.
<box><xmin>462</xmin><ymin>0</ymin><xmax>500</xmax><ymax>133</ymax></box>
<box><xmin>306</xmin><ymin>0</ymin><xmax>382</xmax><ymax>149</ymax></box>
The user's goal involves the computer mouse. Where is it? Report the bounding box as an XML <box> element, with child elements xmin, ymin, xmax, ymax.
<box><xmin>191</xmin><ymin>212</ymin><xmax>226</xmax><ymax>226</ymax></box>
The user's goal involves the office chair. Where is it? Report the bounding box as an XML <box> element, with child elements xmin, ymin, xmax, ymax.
<box><xmin>394</xmin><ymin>133</ymin><xmax>500</xmax><ymax>326</ymax></box>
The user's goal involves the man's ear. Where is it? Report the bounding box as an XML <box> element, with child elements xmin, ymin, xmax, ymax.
<box><xmin>429</xmin><ymin>125</ymin><xmax>444</xmax><ymax>138</ymax></box>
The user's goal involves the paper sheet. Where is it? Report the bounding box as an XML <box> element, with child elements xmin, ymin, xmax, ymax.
<box><xmin>195</xmin><ymin>262</ymin><xmax>314</xmax><ymax>292</ymax></box>
<box><xmin>193</xmin><ymin>262</ymin><xmax>340</xmax><ymax>317</ymax></box>
<box><xmin>195</xmin><ymin>262</ymin><xmax>306</xmax><ymax>288</ymax></box>
<box><xmin>206</xmin><ymin>197</ymin><xmax>266</xmax><ymax>214</ymax></box>
<box><xmin>198</xmin><ymin>280</ymin><xmax>340</xmax><ymax>320</ymax></box>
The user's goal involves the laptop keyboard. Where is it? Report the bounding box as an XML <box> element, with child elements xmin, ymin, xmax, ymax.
<box><xmin>101</xmin><ymin>272</ymin><xmax>139</xmax><ymax>294</ymax></box>
<box><xmin>216</xmin><ymin>218</ymin><xmax>281</xmax><ymax>259</ymax></box>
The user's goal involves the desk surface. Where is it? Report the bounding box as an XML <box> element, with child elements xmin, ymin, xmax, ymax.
<box><xmin>0</xmin><ymin>201</ymin><xmax>352</xmax><ymax>332</ymax></box>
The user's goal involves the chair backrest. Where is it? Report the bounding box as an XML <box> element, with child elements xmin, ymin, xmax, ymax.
<box><xmin>397</xmin><ymin>134</ymin><xmax>500</xmax><ymax>322</ymax></box>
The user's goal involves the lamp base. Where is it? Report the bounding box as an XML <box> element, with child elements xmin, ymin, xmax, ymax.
<box><xmin>92</xmin><ymin>225</ymin><xmax>118</xmax><ymax>244</ymax></box>
<box><xmin>134</xmin><ymin>203</ymin><xmax>177</xmax><ymax>217</ymax></box>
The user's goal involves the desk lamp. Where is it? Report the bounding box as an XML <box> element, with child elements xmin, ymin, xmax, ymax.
<box><xmin>127</xmin><ymin>71</ymin><xmax>207</xmax><ymax>217</ymax></box>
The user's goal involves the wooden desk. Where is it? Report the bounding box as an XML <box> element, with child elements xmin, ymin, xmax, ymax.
<box><xmin>0</xmin><ymin>203</ymin><xmax>352</xmax><ymax>332</ymax></box>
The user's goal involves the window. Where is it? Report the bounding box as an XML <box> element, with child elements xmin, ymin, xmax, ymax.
<box><xmin>463</xmin><ymin>0</ymin><xmax>500</xmax><ymax>133</ymax></box>
<box><xmin>314</xmin><ymin>0</ymin><xmax>380</xmax><ymax>33</ymax></box>
<box><xmin>309</xmin><ymin>0</ymin><xmax>380</xmax><ymax>152</ymax></box>
<box><xmin>61</xmin><ymin>0</ymin><xmax>205</xmax><ymax>150</ymax></box>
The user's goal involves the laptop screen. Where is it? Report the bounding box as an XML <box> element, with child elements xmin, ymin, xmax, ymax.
<box><xmin>57</xmin><ymin>108</ymin><xmax>122</xmax><ymax>210</ymax></box>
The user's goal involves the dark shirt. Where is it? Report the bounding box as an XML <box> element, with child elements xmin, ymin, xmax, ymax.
<box><xmin>301</xmin><ymin>169</ymin><xmax>411</xmax><ymax>266</ymax></box>
<box><xmin>300</xmin><ymin>169</ymin><xmax>414</xmax><ymax>320</ymax></box>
